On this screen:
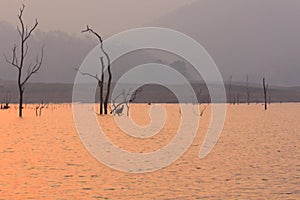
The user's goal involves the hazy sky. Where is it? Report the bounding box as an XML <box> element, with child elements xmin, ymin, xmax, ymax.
<box><xmin>0</xmin><ymin>0</ymin><xmax>196</xmax><ymax>36</ymax></box>
<box><xmin>1</xmin><ymin>0</ymin><xmax>300</xmax><ymax>86</ymax></box>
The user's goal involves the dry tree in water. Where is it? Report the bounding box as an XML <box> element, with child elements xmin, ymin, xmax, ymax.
<box><xmin>1</xmin><ymin>93</ymin><xmax>11</xmax><ymax>110</ymax></box>
<box><xmin>110</xmin><ymin>88</ymin><xmax>142</xmax><ymax>116</ymax></box>
<box><xmin>77</xmin><ymin>25</ymin><xmax>112</xmax><ymax>115</ymax></box>
<box><xmin>263</xmin><ymin>77</ymin><xmax>269</xmax><ymax>110</ymax></box>
<box><xmin>35</xmin><ymin>101</ymin><xmax>48</xmax><ymax>117</ymax></box>
<box><xmin>4</xmin><ymin>4</ymin><xmax>44</xmax><ymax>117</ymax></box>
<box><xmin>246</xmin><ymin>75</ymin><xmax>250</xmax><ymax>105</ymax></box>
<box><xmin>236</xmin><ymin>92</ymin><xmax>240</xmax><ymax>105</ymax></box>
<box><xmin>193</xmin><ymin>89</ymin><xmax>210</xmax><ymax>117</ymax></box>
<box><xmin>228</xmin><ymin>75</ymin><xmax>232</xmax><ymax>105</ymax></box>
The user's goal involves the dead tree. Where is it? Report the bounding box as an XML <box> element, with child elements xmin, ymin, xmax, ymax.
<box><xmin>246</xmin><ymin>75</ymin><xmax>250</xmax><ymax>105</ymax></box>
<box><xmin>35</xmin><ymin>101</ymin><xmax>48</xmax><ymax>116</ymax></box>
<box><xmin>127</xmin><ymin>88</ymin><xmax>142</xmax><ymax>116</ymax></box>
<box><xmin>110</xmin><ymin>90</ymin><xmax>126</xmax><ymax>116</ymax></box>
<box><xmin>199</xmin><ymin>98</ymin><xmax>210</xmax><ymax>117</ymax></box>
<box><xmin>81</xmin><ymin>26</ymin><xmax>112</xmax><ymax>115</ymax></box>
<box><xmin>228</xmin><ymin>75</ymin><xmax>232</xmax><ymax>104</ymax></box>
<box><xmin>4</xmin><ymin>5</ymin><xmax>44</xmax><ymax>117</ymax></box>
<box><xmin>110</xmin><ymin>88</ymin><xmax>142</xmax><ymax>116</ymax></box>
<box><xmin>2</xmin><ymin>92</ymin><xmax>11</xmax><ymax>109</ymax></box>
<box><xmin>1</xmin><ymin>102</ymin><xmax>10</xmax><ymax>110</ymax></box>
<box><xmin>193</xmin><ymin>89</ymin><xmax>210</xmax><ymax>117</ymax></box>
<box><xmin>263</xmin><ymin>77</ymin><xmax>269</xmax><ymax>110</ymax></box>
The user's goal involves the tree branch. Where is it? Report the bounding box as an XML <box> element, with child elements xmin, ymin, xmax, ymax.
<box><xmin>129</xmin><ymin>88</ymin><xmax>142</xmax><ymax>102</ymax></box>
<box><xmin>21</xmin><ymin>45</ymin><xmax>44</xmax><ymax>86</ymax></box>
<box><xmin>110</xmin><ymin>88</ymin><xmax>142</xmax><ymax>115</ymax></box>
<box><xmin>4</xmin><ymin>45</ymin><xmax>20</xmax><ymax>69</ymax></box>
<box><xmin>75</xmin><ymin>67</ymin><xmax>101</xmax><ymax>83</ymax></box>
<box><xmin>17</xmin><ymin>26</ymin><xmax>22</xmax><ymax>37</ymax></box>
<box><xmin>24</xmin><ymin>43</ymin><xmax>29</xmax><ymax>57</ymax></box>
<box><xmin>81</xmin><ymin>26</ymin><xmax>111</xmax><ymax>77</ymax></box>
<box><xmin>24</xmin><ymin>19</ymin><xmax>38</xmax><ymax>42</ymax></box>
<box><xmin>82</xmin><ymin>25</ymin><xmax>103</xmax><ymax>43</ymax></box>
<box><xmin>18</xmin><ymin>4</ymin><xmax>25</xmax><ymax>40</ymax></box>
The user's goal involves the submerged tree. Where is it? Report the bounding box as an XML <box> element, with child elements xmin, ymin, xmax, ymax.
<box><xmin>246</xmin><ymin>75</ymin><xmax>250</xmax><ymax>105</ymax></box>
<box><xmin>35</xmin><ymin>101</ymin><xmax>48</xmax><ymax>117</ymax></box>
<box><xmin>228</xmin><ymin>75</ymin><xmax>232</xmax><ymax>104</ymax></box>
<box><xmin>110</xmin><ymin>88</ymin><xmax>142</xmax><ymax>116</ymax></box>
<box><xmin>236</xmin><ymin>92</ymin><xmax>240</xmax><ymax>105</ymax></box>
<box><xmin>79</xmin><ymin>26</ymin><xmax>112</xmax><ymax>115</ymax></box>
<box><xmin>1</xmin><ymin>92</ymin><xmax>11</xmax><ymax>110</ymax></box>
<box><xmin>4</xmin><ymin>5</ymin><xmax>44</xmax><ymax>117</ymax></box>
<box><xmin>193</xmin><ymin>89</ymin><xmax>210</xmax><ymax>117</ymax></box>
<box><xmin>263</xmin><ymin>77</ymin><xmax>269</xmax><ymax>110</ymax></box>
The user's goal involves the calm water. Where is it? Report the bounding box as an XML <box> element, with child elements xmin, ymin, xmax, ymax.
<box><xmin>0</xmin><ymin>104</ymin><xmax>299</xmax><ymax>199</ymax></box>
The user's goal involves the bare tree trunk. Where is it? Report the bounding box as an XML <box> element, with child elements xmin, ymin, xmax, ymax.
<box><xmin>39</xmin><ymin>106</ymin><xmax>43</xmax><ymax>116</ymax></box>
<box><xmin>19</xmin><ymin>90</ymin><xmax>23</xmax><ymax>117</ymax></box>
<box><xmin>104</xmin><ymin>63</ymin><xmax>112</xmax><ymax>115</ymax></box>
<box><xmin>246</xmin><ymin>75</ymin><xmax>250</xmax><ymax>105</ymax></box>
<box><xmin>103</xmin><ymin>44</ymin><xmax>111</xmax><ymax>115</ymax></box>
<box><xmin>35</xmin><ymin>105</ymin><xmax>39</xmax><ymax>116</ymax></box>
<box><xmin>99</xmin><ymin>57</ymin><xmax>105</xmax><ymax>115</ymax></box>
<box><xmin>99</xmin><ymin>83</ymin><xmax>103</xmax><ymax>115</ymax></box>
<box><xmin>229</xmin><ymin>75</ymin><xmax>232</xmax><ymax>104</ymax></box>
<box><xmin>263</xmin><ymin>77</ymin><xmax>268</xmax><ymax>110</ymax></box>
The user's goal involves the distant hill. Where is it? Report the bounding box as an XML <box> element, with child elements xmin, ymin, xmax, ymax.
<box><xmin>0</xmin><ymin>80</ymin><xmax>299</xmax><ymax>104</ymax></box>
<box><xmin>152</xmin><ymin>0</ymin><xmax>300</xmax><ymax>86</ymax></box>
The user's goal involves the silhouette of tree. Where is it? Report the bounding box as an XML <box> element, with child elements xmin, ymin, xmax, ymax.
<box><xmin>4</xmin><ymin>5</ymin><xmax>44</xmax><ymax>117</ymax></box>
<box><xmin>263</xmin><ymin>77</ymin><xmax>269</xmax><ymax>110</ymax></box>
<box><xmin>246</xmin><ymin>75</ymin><xmax>250</xmax><ymax>105</ymax></box>
<box><xmin>228</xmin><ymin>75</ymin><xmax>232</xmax><ymax>104</ymax></box>
<box><xmin>81</xmin><ymin>25</ymin><xmax>112</xmax><ymax>115</ymax></box>
<box><xmin>110</xmin><ymin>88</ymin><xmax>142</xmax><ymax>116</ymax></box>
<box><xmin>35</xmin><ymin>101</ymin><xmax>48</xmax><ymax>116</ymax></box>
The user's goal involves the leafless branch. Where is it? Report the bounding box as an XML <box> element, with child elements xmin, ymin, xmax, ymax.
<box><xmin>17</xmin><ymin>26</ymin><xmax>22</xmax><ymax>37</ymax></box>
<box><xmin>24</xmin><ymin>19</ymin><xmax>38</xmax><ymax>42</ymax></box>
<box><xmin>24</xmin><ymin>43</ymin><xmax>29</xmax><ymax>57</ymax></box>
<box><xmin>82</xmin><ymin>25</ymin><xmax>103</xmax><ymax>43</ymax></box>
<box><xmin>4</xmin><ymin>45</ymin><xmax>20</xmax><ymax>69</ymax></box>
<box><xmin>110</xmin><ymin>88</ymin><xmax>142</xmax><ymax>116</ymax></box>
<box><xmin>129</xmin><ymin>88</ymin><xmax>142</xmax><ymax>102</ymax></box>
<box><xmin>21</xmin><ymin>45</ymin><xmax>44</xmax><ymax>86</ymax></box>
<box><xmin>18</xmin><ymin>5</ymin><xmax>25</xmax><ymax>39</ymax></box>
<box><xmin>75</xmin><ymin>67</ymin><xmax>101</xmax><ymax>83</ymax></box>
